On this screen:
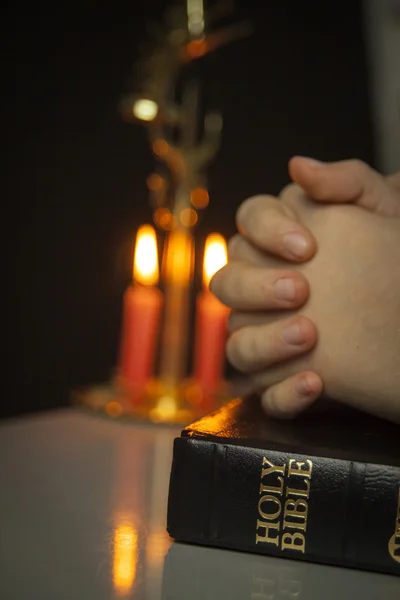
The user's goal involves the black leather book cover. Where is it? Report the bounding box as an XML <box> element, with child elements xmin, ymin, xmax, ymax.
<box><xmin>167</xmin><ymin>397</ymin><xmax>400</xmax><ymax>575</ymax></box>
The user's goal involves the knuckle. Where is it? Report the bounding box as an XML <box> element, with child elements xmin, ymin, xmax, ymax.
<box><xmin>348</xmin><ymin>158</ymin><xmax>367</xmax><ymax>174</ymax></box>
<box><xmin>226</xmin><ymin>329</ymin><xmax>254</xmax><ymax>372</ymax></box>
<box><xmin>229</xmin><ymin>236</ymin><xmax>258</xmax><ymax>263</ymax></box>
<box><xmin>236</xmin><ymin>197</ymin><xmax>254</xmax><ymax>232</ymax></box>
<box><xmin>209</xmin><ymin>264</ymin><xmax>228</xmax><ymax>299</ymax></box>
<box><xmin>347</xmin><ymin>159</ymin><xmax>381</xmax><ymax>198</ymax></box>
<box><xmin>226</xmin><ymin>332</ymin><xmax>242</xmax><ymax>370</ymax></box>
<box><xmin>211</xmin><ymin>264</ymin><xmax>245</xmax><ymax>307</ymax></box>
<box><xmin>227</xmin><ymin>234</ymin><xmax>242</xmax><ymax>259</ymax></box>
<box><xmin>262</xmin><ymin>386</ymin><xmax>283</xmax><ymax>417</ymax></box>
<box><xmin>236</xmin><ymin>195</ymin><xmax>273</xmax><ymax>233</ymax></box>
<box><xmin>280</xmin><ymin>182</ymin><xmax>298</xmax><ymax>198</ymax></box>
<box><xmin>280</xmin><ymin>184</ymin><xmax>307</xmax><ymax>216</ymax></box>
<box><xmin>262</xmin><ymin>382</ymin><xmax>302</xmax><ymax>419</ymax></box>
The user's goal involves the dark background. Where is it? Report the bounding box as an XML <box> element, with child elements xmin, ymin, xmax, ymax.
<box><xmin>6</xmin><ymin>0</ymin><xmax>374</xmax><ymax>418</ymax></box>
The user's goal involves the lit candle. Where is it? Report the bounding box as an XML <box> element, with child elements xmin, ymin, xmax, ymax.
<box><xmin>118</xmin><ymin>225</ymin><xmax>163</xmax><ymax>397</ymax></box>
<box><xmin>193</xmin><ymin>233</ymin><xmax>229</xmax><ymax>403</ymax></box>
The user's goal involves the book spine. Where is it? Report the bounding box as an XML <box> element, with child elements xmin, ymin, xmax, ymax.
<box><xmin>167</xmin><ymin>437</ymin><xmax>400</xmax><ymax>575</ymax></box>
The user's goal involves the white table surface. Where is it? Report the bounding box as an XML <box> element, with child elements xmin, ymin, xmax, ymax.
<box><xmin>0</xmin><ymin>409</ymin><xmax>399</xmax><ymax>600</ymax></box>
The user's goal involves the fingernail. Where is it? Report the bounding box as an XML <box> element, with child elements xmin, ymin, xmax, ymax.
<box><xmin>282</xmin><ymin>322</ymin><xmax>304</xmax><ymax>345</ymax></box>
<box><xmin>283</xmin><ymin>233</ymin><xmax>308</xmax><ymax>258</ymax></box>
<box><xmin>296</xmin><ymin>375</ymin><xmax>319</xmax><ymax>396</ymax></box>
<box><xmin>296</xmin><ymin>375</ymin><xmax>314</xmax><ymax>395</ymax></box>
<box><xmin>273</xmin><ymin>278</ymin><xmax>296</xmax><ymax>301</ymax></box>
<box><xmin>298</xmin><ymin>156</ymin><xmax>323</xmax><ymax>167</ymax></box>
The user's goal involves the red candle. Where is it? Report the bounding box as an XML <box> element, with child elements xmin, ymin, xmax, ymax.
<box><xmin>194</xmin><ymin>234</ymin><xmax>229</xmax><ymax>402</ymax></box>
<box><xmin>118</xmin><ymin>225</ymin><xmax>163</xmax><ymax>396</ymax></box>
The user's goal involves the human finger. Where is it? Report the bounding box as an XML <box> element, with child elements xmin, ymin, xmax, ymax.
<box><xmin>226</xmin><ymin>315</ymin><xmax>317</xmax><ymax>373</ymax></box>
<box><xmin>289</xmin><ymin>156</ymin><xmax>400</xmax><ymax>216</ymax></box>
<box><xmin>261</xmin><ymin>371</ymin><xmax>323</xmax><ymax>419</ymax></box>
<box><xmin>228</xmin><ymin>234</ymin><xmax>272</xmax><ymax>266</ymax></box>
<box><xmin>236</xmin><ymin>195</ymin><xmax>317</xmax><ymax>262</ymax></box>
<box><xmin>210</xmin><ymin>262</ymin><xmax>309</xmax><ymax>311</ymax></box>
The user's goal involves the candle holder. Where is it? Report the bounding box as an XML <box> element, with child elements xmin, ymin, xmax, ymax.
<box><xmin>74</xmin><ymin>377</ymin><xmax>232</xmax><ymax>425</ymax></box>
<box><xmin>75</xmin><ymin>1</ymin><xmax>251</xmax><ymax>425</ymax></box>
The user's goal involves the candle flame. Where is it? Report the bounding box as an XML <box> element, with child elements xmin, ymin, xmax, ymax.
<box><xmin>113</xmin><ymin>522</ymin><xmax>138</xmax><ymax>596</ymax></box>
<box><xmin>203</xmin><ymin>233</ymin><xmax>228</xmax><ymax>288</ymax></box>
<box><xmin>134</xmin><ymin>225</ymin><xmax>159</xmax><ymax>286</ymax></box>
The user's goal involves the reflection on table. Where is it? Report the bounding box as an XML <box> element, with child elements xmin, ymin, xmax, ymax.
<box><xmin>0</xmin><ymin>409</ymin><xmax>398</xmax><ymax>600</ymax></box>
<box><xmin>163</xmin><ymin>542</ymin><xmax>400</xmax><ymax>600</ymax></box>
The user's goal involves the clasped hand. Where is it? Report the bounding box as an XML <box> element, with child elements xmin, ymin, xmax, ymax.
<box><xmin>211</xmin><ymin>157</ymin><xmax>400</xmax><ymax>423</ymax></box>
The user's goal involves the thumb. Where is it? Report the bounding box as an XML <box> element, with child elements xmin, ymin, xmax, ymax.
<box><xmin>288</xmin><ymin>156</ymin><xmax>397</xmax><ymax>215</ymax></box>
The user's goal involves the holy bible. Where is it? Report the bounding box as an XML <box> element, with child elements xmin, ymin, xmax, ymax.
<box><xmin>167</xmin><ymin>397</ymin><xmax>400</xmax><ymax>575</ymax></box>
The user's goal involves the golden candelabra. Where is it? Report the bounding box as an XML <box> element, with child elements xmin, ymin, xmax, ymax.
<box><xmin>75</xmin><ymin>0</ymin><xmax>251</xmax><ymax>425</ymax></box>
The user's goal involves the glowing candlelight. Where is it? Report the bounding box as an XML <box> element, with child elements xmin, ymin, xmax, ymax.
<box><xmin>202</xmin><ymin>233</ymin><xmax>228</xmax><ymax>288</ymax></box>
<box><xmin>193</xmin><ymin>233</ymin><xmax>229</xmax><ymax>403</ymax></box>
<box><xmin>133</xmin><ymin>225</ymin><xmax>159</xmax><ymax>285</ymax></box>
<box><xmin>118</xmin><ymin>225</ymin><xmax>163</xmax><ymax>396</ymax></box>
<box><xmin>113</xmin><ymin>523</ymin><xmax>138</xmax><ymax>597</ymax></box>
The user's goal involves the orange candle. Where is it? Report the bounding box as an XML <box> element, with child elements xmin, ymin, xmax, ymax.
<box><xmin>193</xmin><ymin>233</ymin><xmax>229</xmax><ymax>401</ymax></box>
<box><xmin>118</xmin><ymin>225</ymin><xmax>163</xmax><ymax>396</ymax></box>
